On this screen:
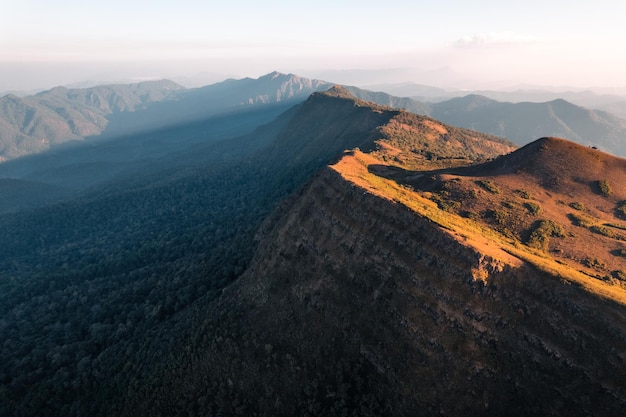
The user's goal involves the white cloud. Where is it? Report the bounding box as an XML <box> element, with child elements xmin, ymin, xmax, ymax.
<box><xmin>454</xmin><ymin>31</ymin><xmax>535</xmax><ymax>48</ymax></box>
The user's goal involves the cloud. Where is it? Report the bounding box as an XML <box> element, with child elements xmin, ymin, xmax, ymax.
<box><xmin>454</xmin><ymin>31</ymin><xmax>535</xmax><ymax>48</ymax></box>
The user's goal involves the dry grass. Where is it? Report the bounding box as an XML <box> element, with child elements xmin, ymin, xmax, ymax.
<box><xmin>331</xmin><ymin>147</ymin><xmax>626</xmax><ymax>306</ymax></box>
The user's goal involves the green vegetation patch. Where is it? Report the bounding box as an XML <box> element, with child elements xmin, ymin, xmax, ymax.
<box><xmin>590</xmin><ymin>225</ymin><xmax>626</xmax><ymax>240</ymax></box>
<box><xmin>568</xmin><ymin>212</ymin><xmax>596</xmax><ymax>228</ymax></box>
<box><xmin>616</xmin><ymin>201</ymin><xmax>626</xmax><ymax>220</ymax></box>
<box><xmin>569</xmin><ymin>202</ymin><xmax>585</xmax><ymax>211</ymax></box>
<box><xmin>596</xmin><ymin>180</ymin><xmax>612</xmax><ymax>197</ymax></box>
<box><xmin>581</xmin><ymin>257</ymin><xmax>607</xmax><ymax>271</ymax></box>
<box><xmin>526</xmin><ymin>219</ymin><xmax>564</xmax><ymax>251</ymax></box>
<box><xmin>476</xmin><ymin>179</ymin><xmax>501</xmax><ymax>194</ymax></box>
<box><xmin>611</xmin><ymin>270</ymin><xmax>626</xmax><ymax>282</ymax></box>
<box><xmin>524</xmin><ymin>201</ymin><xmax>542</xmax><ymax>215</ymax></box>
<box><xmin>429</xmin><ymin>192</ymin><xmax>461</xmax><ymax>212</ymax></box>
<box><xmin>516</xmin><ymin>189</ymin><xmax>531</xmax><ymax>199</ymax></box>
<box><xmin>461</xmin><ymin>210</ymin><xmax>479</xmax><ymax>220</ymax></box>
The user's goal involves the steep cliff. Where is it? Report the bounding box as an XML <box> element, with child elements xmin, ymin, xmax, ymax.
<box><xmin>123</xmin><ymin>148</ymin><xmax>626</xmax><ymax>416</ymax></box>
<box><xmin>231</xmin><ymin>160</ymin><xmax>626</xmax><ymax>416</ymax></box>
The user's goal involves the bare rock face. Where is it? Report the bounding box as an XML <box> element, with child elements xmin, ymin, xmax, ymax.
<box><xmin>220</xmin><ymin>166</ymin><xmax>626</xmax><ymax>416</ymax></box>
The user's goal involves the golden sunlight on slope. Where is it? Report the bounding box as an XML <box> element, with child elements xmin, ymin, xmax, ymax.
<box><xmin>331</xmin><ymin>147</ymin><xmax>626</xmax><ymax>306</ymax></box>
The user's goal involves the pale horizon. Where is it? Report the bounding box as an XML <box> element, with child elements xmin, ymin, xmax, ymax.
<box><xmin>2</xmin><ymin>1</ymin><xmax>626</xmax><ymax>93</ymax></box>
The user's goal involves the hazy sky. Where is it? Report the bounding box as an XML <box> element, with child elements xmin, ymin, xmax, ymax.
<box><xmin>1</xmin><ymin>0</ymin><xmax>626</xmax><ymax>91</ymax></box>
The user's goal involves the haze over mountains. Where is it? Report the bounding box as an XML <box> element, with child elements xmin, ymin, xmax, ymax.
<box><xmin>365</xmin><ymin>81</ymin><xmax>626</xmax><ymax>119</ymax></box>
<box><xmin>3</xmin><ymin>72</ymin><xmax>626</xmax><ymax>166</ymax></box>
<box><xmin>0</xmin><ymin>72</ymin><xmax>330</xmax><ymax>162</ymax></box>
<box><xmin>1</xmin><ymin>72</ymin><xmax>626</xmax><ymax>416</ymax></box>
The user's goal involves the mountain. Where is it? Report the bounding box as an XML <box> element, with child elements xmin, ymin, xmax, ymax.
<box><xmin>0</xmin><ymin>72</ymin><xmax>331</xmax><ymax>163</ymax></box>
<box><xmin>333</xmin><ymin>88</ymin><xmax>626</xmax><ymax>157</ymax></box>
<box><xmin>404</xmin><ymin>136</ymin><xmax>626</xmax><ymax>283</ymax></box>
<box><xmin>122</xmin><ymin>136</ymin><xmax>626</xmax><ymax>415</ymax></box>
<box><xmin>429</xmin><ymin>95</ymin><xmax>626</xmax><ymax>156</ymax></box>
<box><xmin>3</xmin><ymin>79</ymin><xmax>625</xmax><ymax>416</ymax></box>
<box><xmin>360</xmin><ymin>81</ymin><xmax>455</xmax><ymax>101</ymax></box>
<box><xmin>344</xmin><ymin>85</ymin><xmax>431</xmax><ymax>115</ymax></box>
<box><xmin>598</xmin><ymin>99</ymin><xmax>626</xmax><ymax>119</ymax></box>
<box><xmin>0</xmin><ymin>73</ymin><xmax>334</xmax><ymax>207</ymax></box>
<box><xmin>364</xmin><ymin>82</ymin><xmax>626</xmax><ymax>113</ymax></box>
<box><xmin>0</xmin><ymin>80</ymin><xmax>183</xmax><ymax>161</ymax></box>
<box><xmin>103</xmin><ymin>71</ymin><xmax>332</xmax><ymax>138</ymax></box>
<box><xmin>4</xmin><ymin>72</ymin><xmax>626</xmax><ymax>166</ymax></box>
<box><xmin>0</xmin><ymin>88</ymin><xmax>516</xmax><ymax>416</ymax></box>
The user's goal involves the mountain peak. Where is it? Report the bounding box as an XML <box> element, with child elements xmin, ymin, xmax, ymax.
<box><xmin>458</xmin><ymin>136</ymin><xmax>625</xmax><ymax>183</ymax></box>
<box><xmin>265</xmin><ymin>71</ymin><xmax>286</xmax><ymax>79</ymax></box>
<box><xmin>258</xmin><ymin>71</ymin><xmax>300</xmax><ymax>82</ymax></box>
<box><xmin>317</xmin><ymin>85</ymin><xmax>356</xmax><ymax>100</ymax></box>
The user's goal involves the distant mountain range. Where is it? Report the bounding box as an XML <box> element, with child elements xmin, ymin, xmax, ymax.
<box><xmin>0</xmin><ymin>72</ymin><xmax>331</xmax><ymax>162</ymax></box>
<box><xmin>0</xmin><ymin>80</ymin><xmax>183</xmax><ymax>161</ymax></box>
<box><xmin>365</xmin><ymin>81</ymin><xmax>626</xmax><ymax>118</ymax></box>
<box><xmin>3</xmin><ymin>72</ymin><xmax>626</xmax><ymax>165</ymax></box>
<box><xmin>428</xmin><ymin>95</ymin><xmax>626</xmax><ymax>153</ymax></box>
<box><xmin>344</xmin><ymin>87</ymin><xmax>626</xmax><ymax>156</ymax></box>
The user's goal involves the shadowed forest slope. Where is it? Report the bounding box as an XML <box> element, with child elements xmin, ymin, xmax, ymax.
<box><xmin>0</xmin><ymin>88</ymin><xmax>513</xmax><ymax>417</ymax></box>
<box><xmin>120</xmin><ymin>136</ymin><xmax>626</xmax><ymax>416</ymax></box>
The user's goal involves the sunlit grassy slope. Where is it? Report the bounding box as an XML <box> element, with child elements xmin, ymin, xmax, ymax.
<box><xmin>332</xmin><ymin>146</ymin><xmax>626</xmax><ymax>306</ymax></box>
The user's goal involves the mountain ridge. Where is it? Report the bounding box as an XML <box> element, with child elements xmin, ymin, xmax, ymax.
<box><xmin>3</xmin><ymin>72</ymin><xmax>626</xmax><ymax>164</ymax></box>
<box><xmin>0</xmin><ymin>87</ymin><xmax>518</xmax><ymax>416</ymax></box>
<box><xmin>123</xmin><ymin>134</ymin><xmax>626</xmax><ymax>416</ymax></box>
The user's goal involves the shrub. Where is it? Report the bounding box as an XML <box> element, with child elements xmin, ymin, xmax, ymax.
<box><xmin>611</xmin><ymin>270</ymin><xmax>626</xmax><ymax>282</ymax></box>
<box><xmin>485</xmin><ymin>208</ymin><xmax>507</xmax><ymax>224</ymax></box>
<box><xmin>431</xmin><ymin>193</ymin><xmax>460</xmax><ymax>212</ymax></box>
<box><xmin>516</xmin><ymin>189</ymin><xmax>531</xmax><ymax>199</ymax></box>
<box><xmin>581</xmin><ymin>257</ymin><xmax>606</xmax><ymax>270</ymax></box>
<box><xmin>567</xmin><ymin>213</ymin><xmax>596</xmax><ymax>228</ymax></box>
<box><xmin>526</xmin><ymin>220</ymin><xmax>564</xmax><ymax>251</ymax></box>
<box><xmin>616</xmin><ymin>201</ymin><xmax>626</xmax><ymax>220</ymax></box>
<box><xmin>461</xmin><ymin>210</ymin><xmax>479</xmax><ymax>220</ymax></box>
<box><xmin>597</xmin><ymin>180</ymin><xmax>612</xmax><ymax>196</ymax></box>
<box><xmin>524</xmin><ymin>202</ymin><xmax>542</xmax><ymax>215</ymax></box>
<box><xmin>502</xmin><ymin>201</ymin><xmax>515</xmax><ymax>209</ymax></box>
<box><xmin>476</xmin><ymin>179</ymin><xmax>501</xmax><ymax>194</ymax></box>
<box><xmin>569</xmin><ymin>202</ymin><xmax>585</xmax><ymax>211</ymax></box>
<box><xmin>590</xmin><ymin>225</ymin><xmax>618</xmax><ymax>239</ymax></box>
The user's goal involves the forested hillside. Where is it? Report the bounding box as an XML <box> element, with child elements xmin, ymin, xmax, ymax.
<box><xmin>0</xmin><ymin>88</ymin><xmax>514</xmax><ymax>416</ymax></box>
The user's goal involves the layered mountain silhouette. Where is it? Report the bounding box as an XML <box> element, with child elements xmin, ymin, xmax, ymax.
<box><xmin>0</xmin><ymin>72</ymin><xmax>331</xmax><ymax>162</ymax></box>
<box><xmin>1</xmin><ymin>80</ymin><xmax>625</xmax><ymax>417</ymax></box>
<box><xmin>344</xmin><ymin>88</ymin><xmax>626</xmax><ymax>157</ymax></box>
<box><xmin>429</xmin><ymin>95</ymin><xmax>626</xmax><ymax>154</ymax></box>
<box><xmin>3</xmin><ymin>72</ymin><xmax>626</xmax><ymax>165</ymax></box>
<box><xmin>0</xmin><ymin>80</ymin><xmax>182</xmax><ymax>161</ymax></box>
<box><xmin>0</xmin><ymin>73</ymin><xmax>333</xmax><ymax>210</ymax></box>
